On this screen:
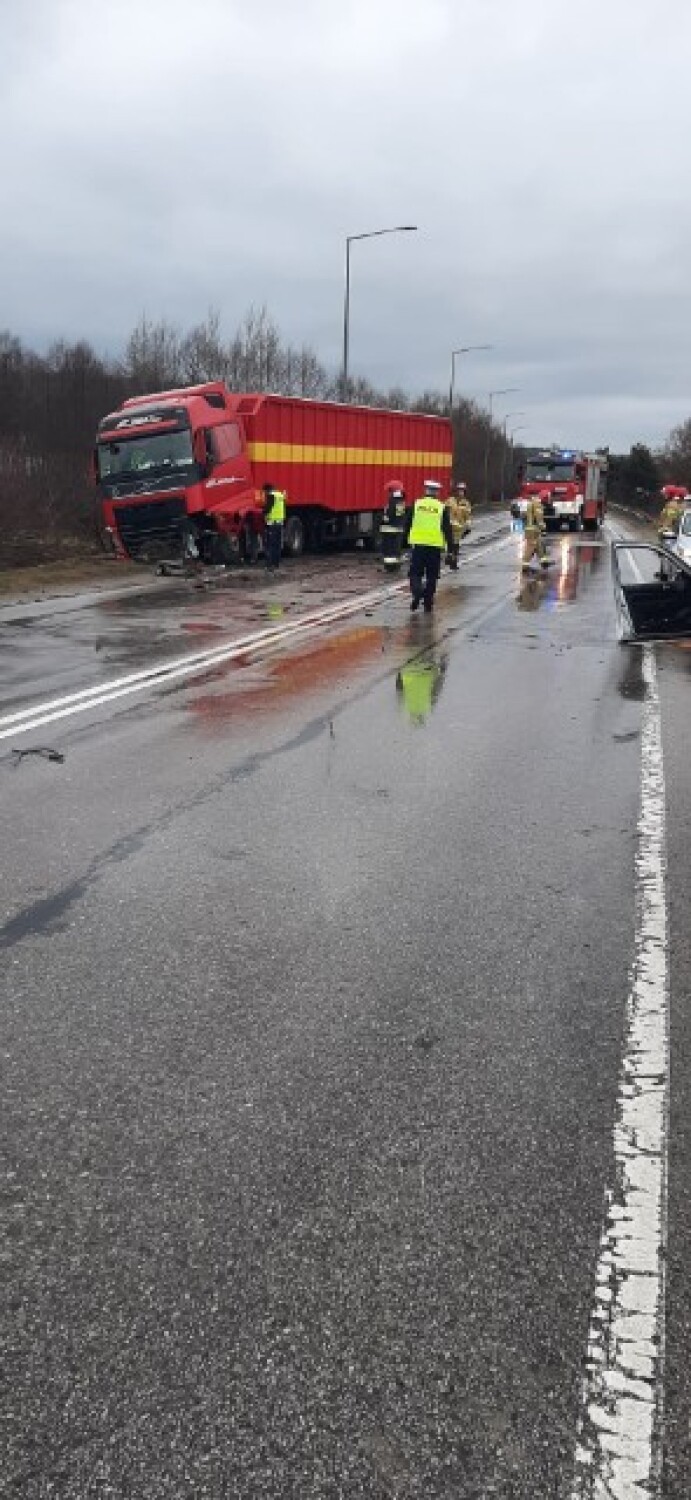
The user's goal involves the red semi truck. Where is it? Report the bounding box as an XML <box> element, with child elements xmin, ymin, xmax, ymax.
<box><xmin>95</xmin><ymin>383</ymin><xmax>453</xmax><ymax>564</ymax></box>
<box><xmin>513</xmin><ymin>448</ymin><xmax>608</xmax><ymax>532</ymax></box>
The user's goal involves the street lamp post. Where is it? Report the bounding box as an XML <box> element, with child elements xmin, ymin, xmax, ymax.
<box><xmin>342</xmin><ymin>225</ymin><xmax>417</xmax><ymax>398</ymax></box>
<box><xmin>507</xmin><ymin>424</ymin><xmax>527</xmax><ymax>504</ymax></box>
<box><xmin>448</xmin><ymin>344</ymin><xmax>493</xmax><ymax>418</ymax></box>
<box><xmin>484</xmin><ymin>386</ymin><xmax>519</xmax><ymax>502</ymax></box>
<box><xmin>500</xmin><ymin>411</ymin><xmax>524</xmax><ymax>502</ymax></box>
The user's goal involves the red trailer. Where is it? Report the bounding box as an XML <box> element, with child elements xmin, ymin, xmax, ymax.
<box><xmin>95</xmin><ymin>384</ymin><xmax>453</xmax><ymax>563</ymax></box>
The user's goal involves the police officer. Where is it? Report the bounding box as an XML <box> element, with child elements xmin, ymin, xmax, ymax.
<box><xmin>523</xmin><ymin>492</ymin><xmax>549</xmax><ymax>570</ymax></box>
<box><xmin>263</xmin><ymin>482</ymin><xmax>287</xmax><ymax>570</ymax></box>
<box><xmin>403</xmin><ymin>479</ymin><xmax>454</xmax><ymax>612</ymax></box>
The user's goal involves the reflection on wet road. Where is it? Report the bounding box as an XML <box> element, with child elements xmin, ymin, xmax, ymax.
<box><xmin>516</xmin><ymin>538</ymin><xmax>603</xmax><ymax>612</ymax></box>
<box><xmin>6</xmin><ymin>513</ymin><xmax>691</xmax><ymax>1496</ymax></box>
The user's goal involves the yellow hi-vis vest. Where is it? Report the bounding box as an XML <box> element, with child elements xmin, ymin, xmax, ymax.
<box><xmin>266</xmin><ymin>489</ymin><xmax>286</xmax><ymax>524</ymax></box>
<box><xmin>408</xmin><ymin>496</ymin><xmax>445</xmax><ymax>548</ymax></box>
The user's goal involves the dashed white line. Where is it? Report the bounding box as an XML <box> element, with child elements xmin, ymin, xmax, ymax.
<box><xmin>571</xmin><ymin>643</ymin><xmax>668</xmax><ymax>1498</ymax></box>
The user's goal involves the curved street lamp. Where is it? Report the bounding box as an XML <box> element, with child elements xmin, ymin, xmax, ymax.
<box><xmin>448</xmin><ymin>344</ymin><xmax>493</xmax><ymax>417</ymax></box>
<box><xmin>484</xmin><ymin>386</ymin><xmax>519</xmax><ymax>501</ymax></box>
<box><xmin>342</xmin><ymin>226</ymin><xmax>417</xmax><ymax>397</ymax></box>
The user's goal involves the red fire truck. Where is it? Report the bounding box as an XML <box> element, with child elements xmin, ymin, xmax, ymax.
<box><xmin>95</xmin><ymin>384</ymin><xmax>453</xmax><ymax>564</ymax></box>
<box><xmin>513</xmin><ymin>448</ymin><xmax>608</xmax><ymax>532</ymax></box>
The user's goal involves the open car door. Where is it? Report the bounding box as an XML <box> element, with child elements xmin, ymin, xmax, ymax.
<box><xmin>612</xmin><ymin>539</ymin><xmax>691</xmax><ymax>640</ymax></box>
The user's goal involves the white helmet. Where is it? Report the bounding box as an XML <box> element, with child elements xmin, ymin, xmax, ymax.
<box><xmin>423</xmin><ymin>478</ymin><xmax>441</xmax><ymax>494</ymax></box>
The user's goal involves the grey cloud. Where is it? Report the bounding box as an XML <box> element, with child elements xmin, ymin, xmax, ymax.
<box><xmin>2</xmin><ymin>0</ymin><xmax>691</xmax><ymax>449</ymax></box>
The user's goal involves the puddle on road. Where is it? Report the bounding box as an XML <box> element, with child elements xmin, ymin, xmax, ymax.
<box><xmin>516</xmin><ymin>538</ymin><xmax>604</xmax><ymax>614</ymax></box>
<box><xmin>182</xmin><ymin>623</ymin><xmax>388</xmax><ymax>730</ymax></box>
<box><xmin>395</xmin><ymin>651</ymin><xmax>448</xmax><ymax>725</ymax></box>
<box><xmin>179</xmin><ymin>580</ymin><xmax>472</xmax><ymax>734</ymax></box>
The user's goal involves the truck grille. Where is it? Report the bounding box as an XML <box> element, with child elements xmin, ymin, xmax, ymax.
<box><xmin>113</xmin><ymin>497</ymin><xmax>188</xmax><ymax>559</ymax></box>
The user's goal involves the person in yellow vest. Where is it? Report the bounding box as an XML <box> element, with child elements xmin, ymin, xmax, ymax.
<box><xmin>403</xmin><ymin>478</ymin><xmax>453</xmax><ymax>611</ymax></box>
<box><xmin>523</xmin><ymin>492</ymin><xmax>549</xmax><ymax>570</ymax></box>
<box><xmin>262</xmin><ymin>482</ymin><xmax>287</xmax><ymax>570</ymax></box>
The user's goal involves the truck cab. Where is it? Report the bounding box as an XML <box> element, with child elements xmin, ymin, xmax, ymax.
<box><xmin>97</xmin><ymin>383</ymin><xmax>260</xmax><ymax>564</ymax></box>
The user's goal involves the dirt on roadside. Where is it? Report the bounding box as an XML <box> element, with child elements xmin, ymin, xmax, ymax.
<box><xmin>0</xmin><ymin>554</ymin><xmax>143</xmax><ymax>604</ymax></box>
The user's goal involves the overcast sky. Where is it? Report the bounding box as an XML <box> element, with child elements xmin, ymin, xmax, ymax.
<box><xmin>2</xmin><ymin>0</ymin><xmax>690</xmax><ymax>450</ymax></box>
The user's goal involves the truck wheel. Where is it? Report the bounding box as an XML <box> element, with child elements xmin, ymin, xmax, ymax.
<box><xmin>180</xmin><ymin>521</ymin><xmax>200</xmax><ymax>561</ymax></box>
<box><xmin>239</xmin><ymin>525</ymin><xmax>258</xmax><ymax>564</ymax></box>
<box><xmin>283</xmin><ymin>516</ymin><xmax>304</xmax><ymax>557</ymax></box>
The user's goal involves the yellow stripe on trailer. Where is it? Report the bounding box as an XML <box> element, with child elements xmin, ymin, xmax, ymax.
<box><xmin>248</xmin><ymin>442</ymin><xmax>452</xmax><ymax>468</ymax></box>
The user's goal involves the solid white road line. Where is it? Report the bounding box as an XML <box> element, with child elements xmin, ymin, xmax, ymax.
<box><xmin>0</xmin><ymin>582</ymin><xmax>405</xmax><ymax>743</ymax></box>
<box><xmin>0</xmin><ymin>533</ymin><xmax>516</xmax><ymax>743</ymax></box>
<box><xmin>571</xmin><ymin>643</ymin><xmax>668</xmax><ymax>1498</ymax></box>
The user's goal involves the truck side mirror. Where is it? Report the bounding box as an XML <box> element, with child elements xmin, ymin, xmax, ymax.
<box><xmin>193</xmin><ymin>428</ymin><xmax>208</xmax><ymax>475</ymax></box>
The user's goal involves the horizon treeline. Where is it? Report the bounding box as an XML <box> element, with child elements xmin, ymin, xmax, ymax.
<box><xmin>0</xmin><ymin>307</ymin><xmax>686</xmax><ymax>562</ymax></box>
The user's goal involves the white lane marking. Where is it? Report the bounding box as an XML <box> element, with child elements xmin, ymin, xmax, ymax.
<box><xmin>571</xmin><ymin>643</ymin><xmax>668</xmax><ymax>1498</ymax></box>
<box><xmin>0</xmin><ymin>584</ymin><xmax>404</xmax><ymax>742</ymax></box>
<box><xmin>0</xmin><ymin>534</ymin><xmax>516</xmax><ymax>742</ymax></box>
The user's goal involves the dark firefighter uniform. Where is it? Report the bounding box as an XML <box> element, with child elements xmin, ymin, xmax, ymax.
<box><xmin>381</xmin><ymin>483</ymin><xmax>407</xmax><ymax>567</ymax></box>
<box><xmin>403</xmin><ymin>482</ymin><xmax>454</xmax><ymax>611</ymax></box>
<box><xmin>263</xmin><ymin>484</ymin><xmax>287</xmax><ymax>570</ymax></box>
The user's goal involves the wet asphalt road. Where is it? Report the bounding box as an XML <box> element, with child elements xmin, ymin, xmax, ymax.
<box><xmin>2</xmin><ymin>517</ymin><xmax>690</xmax><ymax>1497</ymax></box>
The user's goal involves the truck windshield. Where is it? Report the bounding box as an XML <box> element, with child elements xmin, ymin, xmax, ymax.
<box><xmin>98</xmin><ymin>429</ymin><xmax>194</xmax><ymax>479</ymax></box>
<box><xmin>526</xmin><ymin>461</ymin><xmax>576</xmax><ymax>483</ymax></box>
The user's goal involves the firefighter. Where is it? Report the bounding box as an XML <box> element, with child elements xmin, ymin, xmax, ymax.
<box><xmin>455</xmin><ymin>481</ymin><xmax>472</xmax><ymax>535</ymax></box>
<box><xmin>262</xmin><ymin>482</ymin><xmax>287</xmax><ymax>570</ymax></box>
<box><xmin>523</xmin><ymin>492</ymin><xmax>549</xmax><ymax>570</ymax></box>
<box><xmin>380</xmin><ymin>481</ymin><xmax>407</xmax><ymax>569</ymax></box>
<box><xmin>447</xmin><ymin>481</ymin><xmax>471</xmax><ymax>570</ymax></box>
<box><xmin>659</xmin><ymin>494</ymin><xmax>683</xmax><ymax>543</ymax></box>
<box><xmin>403</xmin><ymin>479</ymin><xmax>454</xmax><ymax>612</ymax></box>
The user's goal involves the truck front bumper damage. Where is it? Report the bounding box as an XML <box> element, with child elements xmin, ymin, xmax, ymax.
<box><xmin>612</xmin><ymin>540</ymin><xmax>691</xmax><ymax>640</ymax></box>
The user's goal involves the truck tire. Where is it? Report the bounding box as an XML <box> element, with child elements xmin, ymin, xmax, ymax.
<box><xmin>583</xmin><ymin>516</ymin><xmax>597</xmax><ymax>532</ymax></box>
<box><xmin>239</xmin><ymin>524</ymin><xmax>259</xmax><ymax>564</ymax></box>
<box><xmin>180</xmin><ymin>520</ymin><xmax>201</xmax><ymax>560</ymax></box>
<box><xmin>283</xmin><ymin>516</ymin><xmax>304</xmax><ymax>557</ymax></box>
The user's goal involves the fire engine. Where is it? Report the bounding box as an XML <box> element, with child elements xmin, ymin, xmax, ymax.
<box><xmin>512</xmin><ymin>449</ymin><xmax>608</xmax><ymax>532</ymax></box>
